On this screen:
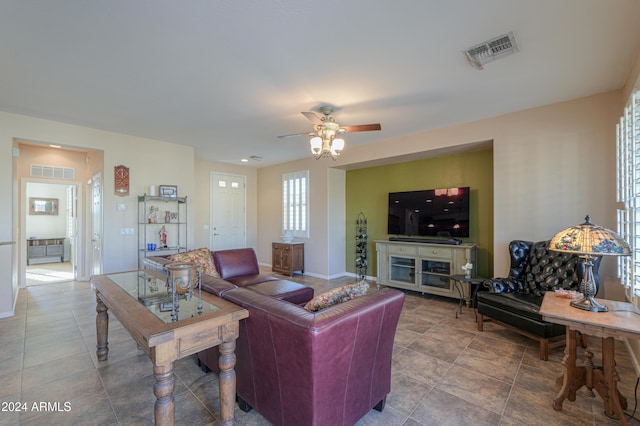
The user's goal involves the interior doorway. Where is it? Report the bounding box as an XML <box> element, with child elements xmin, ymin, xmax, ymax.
<box><xmin>15</xmin><ymin>141</ymin><xmax>102</xmax><ymax>288</ymax></box>
<box><xmin>25</xmin><ymin>181</ymin><xmax>78</xmax><ymax>286</ymax></box>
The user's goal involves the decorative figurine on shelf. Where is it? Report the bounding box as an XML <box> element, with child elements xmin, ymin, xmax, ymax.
<box><xmin>148</xmin><ymin>205</ymin><xmax>159</xmax><ymax>223</ymax></box>
<box><xmin>159</xmin><ymin>225</ymin><xmax>168</xmax><ymax>248</ymax></box>
<box><xmin>165</xmin><ymin>211</ymin><xmax>171</xmax><ymax>223</ymax></box>
<box><xmin>461</xmin><ymin>262</ymin><xmax>473</xmax><ymax>279</ymax></box>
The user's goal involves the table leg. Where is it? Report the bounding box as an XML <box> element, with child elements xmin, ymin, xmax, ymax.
<box><xmin>95</xmin><ymin>293</ymin><xmax>109</xmax><ymax>361</ymax></box>
<box><xmin>600</xmin><ymin>337</ymin><xmax>629</xmax><ymax>424</ymax></box>
<box><xmin>454</xmin><ymin>281</ymin><xmax>464</xmax><ymax>319</ymax></box>
<box><xmin>153</xmin><ymin>362</ymin><xmax>175</xmax><ymax>426</ymax></box>
<box><xmin>218</xmin><ymin>339</ymin><xmax>237</xmax><ymax>426</ymax></box>
<box><xmin>554</xmin><ymin>328</ymin><xmax>586</xmax><ymax>410</ymax></box>
<box><xmin>471</xmin><ymin>283</ymin><xmax>480</xmax><ymax>322</ymax></box>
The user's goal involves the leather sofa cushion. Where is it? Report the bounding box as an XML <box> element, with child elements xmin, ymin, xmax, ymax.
<box><xmin>248</xmin><ymin>279</ymin><xmax>314</xmax><ymax>305</ymax></box>
<box><xmin>478</xmin><ymin>299</ymin><xmax>565</xmax><ymax>339</ymax></box>
<box><xmin>226</xmin><ymin>274</ymin><xmax>279</xmax><ymax>287</ymax></box>
<box><xmin>212</xmin><ymin>248</ymin><xmax>260</xmax><ymax>279</ymax></box>
<box><xmin>477</xmin><ymin>291</ymin><xmax>544</xmax><ymax>322</ymax></box>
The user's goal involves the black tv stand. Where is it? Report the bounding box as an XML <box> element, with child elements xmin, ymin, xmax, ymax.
<box><xmin>389</xmin><ymin>237</ymin><xmax>462</xmax><ymax>245</ymax></box>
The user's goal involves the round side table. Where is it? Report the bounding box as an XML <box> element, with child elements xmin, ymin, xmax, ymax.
<box><xmin>450</xmin><ymin>275</ymin><xmax>487</xmax><ymax>320</ymax></box>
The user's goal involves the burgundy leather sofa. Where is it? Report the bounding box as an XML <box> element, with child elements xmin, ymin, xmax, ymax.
<box><xmin>144</xmin><ymin>247</ymin><xmax>405</xmax><ymax>425</ymax></box>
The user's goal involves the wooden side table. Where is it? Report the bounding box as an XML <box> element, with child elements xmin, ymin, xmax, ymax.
<box><xmin>540</xmin><ymin>292</ymin><xmax>640</xmax><ymax>425</ymax></box>
<box><xmin>272</xmin><ymin>242</ymin><xmax>304</xmax><ymax>276</ymax></box>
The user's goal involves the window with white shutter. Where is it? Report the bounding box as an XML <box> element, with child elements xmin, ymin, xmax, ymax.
<box><xmin>616</xmin><ymin>90</ymin><xmax>640</xmax><ymax>306</ymax></box>
<box><xmin>282</xmin><ymin>170</ymin><xmax>309</xmax><ymax>238</ymax></box>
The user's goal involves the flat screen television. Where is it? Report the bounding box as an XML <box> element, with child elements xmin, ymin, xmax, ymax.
<box><xmin>388</xmin><ymin>187</ymin><xmax>470</xmax><ymax>238</ymax></box>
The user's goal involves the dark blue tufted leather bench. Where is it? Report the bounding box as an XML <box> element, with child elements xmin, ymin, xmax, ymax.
<box><xmin>476</xmin><ymin>240</ymin><xmax>600</xmax><ymax>360</ymax></box>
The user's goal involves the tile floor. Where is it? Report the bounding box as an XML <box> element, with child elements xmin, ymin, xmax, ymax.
<box><xmin>25</xmin><ymin>262</ymin><xmax>73</xmax><ymax>287</ymax></box>
<box><xmin>1</xmin><ymin>272</ymin><xmax>640</xmax><ymax>425</ymax></box>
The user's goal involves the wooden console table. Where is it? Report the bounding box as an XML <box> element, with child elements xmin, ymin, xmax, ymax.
<box><xmin>27</xmin><ymin>237</ymin><xmax>65</xmax><ymax>265</ymax></box>
<box><xmin>540</xmin><ymin>292</ymin><xmax>640</xmax><ymax>425</ymax></box>
<box><xmin>92</xmin><ymin>270</ymin><xmax>249</xmax><ymax>426</ymax></box>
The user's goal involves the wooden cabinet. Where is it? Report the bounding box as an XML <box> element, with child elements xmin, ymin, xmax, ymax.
<box><xmin>376</xmin><ymin>240</ymin><xmax>477</xmax><ymax>304</ymax></box>
<box><xmin>27</xmin><ymin>238</ymin><xmax>65</xmax><ymax>265</ymax></box>
<box><xmin>272</xmin><ymin>242</ymin><xmax>304</xmax><ymax>276</ymax></box>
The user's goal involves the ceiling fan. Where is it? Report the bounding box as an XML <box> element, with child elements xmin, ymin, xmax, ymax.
<box><xmin>278</xmin><ymin>106</ymin><xmax>382</xmax><ymax>160</ymax></box>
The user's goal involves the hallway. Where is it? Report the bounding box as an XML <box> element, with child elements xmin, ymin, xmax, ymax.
<box><xmin>25</xmin><ymin>262</ymin><xmax>73</xmax><ymax>286</ymax></box>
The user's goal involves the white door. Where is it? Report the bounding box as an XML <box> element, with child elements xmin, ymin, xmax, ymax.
<box><xmin>91</xmin><ymin>173</ymin><xmax>103</xmax><ymax>275</ymax></box>
<box><xmin>66</xmin><ymin>185</ymin><xmax>78</xmax><ymax>279</ymax></box>
<box><xmin>210</xmin><ymin>173</ymin><xmax>246</xmax><ymax>250</ymax></box>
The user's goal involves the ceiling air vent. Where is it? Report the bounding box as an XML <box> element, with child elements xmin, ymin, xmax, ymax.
<box><xmin>465</xmin><ymin>31</ymin><xmax>519</xmax><ymax>70</ymax></box>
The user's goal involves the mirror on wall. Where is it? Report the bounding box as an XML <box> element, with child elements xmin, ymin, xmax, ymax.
<box><xmin>29</xmin><ymin>197</ymin><xmax>59</xmax><ymax>215</ymax></box>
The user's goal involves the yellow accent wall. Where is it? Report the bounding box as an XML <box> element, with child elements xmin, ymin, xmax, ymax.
<box><xmin>346</xmin><ymin>149</ymin><xmax>494</xmax><ymax>278</ymax></box>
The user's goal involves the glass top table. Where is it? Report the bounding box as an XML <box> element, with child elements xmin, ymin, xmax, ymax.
<box><xmin>104</xmin><ymin>269</ymin><xmax>220</xmax><ymax>323</ymax></box>
<box><xmin>92</xmin><ymin>269</ymin><xmax>249</xmax><ymax>425</ymax></box>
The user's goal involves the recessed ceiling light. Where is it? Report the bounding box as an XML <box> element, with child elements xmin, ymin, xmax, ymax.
<box><xmin>240</xmin><ymin>158</ymin><xmax>249</xmax><ymax>163</ymax></box>
<box><xmin>49</xmin><ymin>144</ymin><xmax>61</xmax><ymax>148</ymax></box>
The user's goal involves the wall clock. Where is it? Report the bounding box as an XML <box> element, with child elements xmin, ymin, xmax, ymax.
<box><xmin>114</xmin><ymin>165</ymin><xmax>129</xmax><ymax>196</ymax></box>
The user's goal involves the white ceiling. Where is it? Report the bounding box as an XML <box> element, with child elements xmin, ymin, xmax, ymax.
<box><xmin>2</xmin><ymin>0</ymin><xmax>640</xmax><ymax>167</ymax></box>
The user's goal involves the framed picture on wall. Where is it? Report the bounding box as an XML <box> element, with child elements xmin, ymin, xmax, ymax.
<box><xmin>29</xmin><ymin>197</ymin><xmax>59</xmax><ymax>215</ymax></box>
<box><xmin>159</xmin><ymin>185</ymin><xmax>178</xmax><ymax>198</ymax></box>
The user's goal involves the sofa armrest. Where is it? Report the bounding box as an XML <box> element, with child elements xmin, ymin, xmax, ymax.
<box><xmin>200</xmin><ymin>275</ymin><xmax>236</xmax><ymax>297</ymax></box>
<box><xmin>482</xmin><ymin>277</ymin><xmax>525</xmax><ymax>294</ymax></box>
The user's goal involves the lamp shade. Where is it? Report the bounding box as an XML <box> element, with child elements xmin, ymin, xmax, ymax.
<box><xmin>332</xmin><ymin>138</ymin><xmax>345</xmax><ymax>154</ymax></box>
<box><xmin>309</xmin><ymin>136</ymin><xmax>322</xmax><ymax>155</ymax></box>
<box><xmin>549</xmin><ymin>215</ymin><xmax>631</xmax><ymax>256</ymax></box>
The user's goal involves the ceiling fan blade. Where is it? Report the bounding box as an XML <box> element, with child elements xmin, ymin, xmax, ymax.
<box><xmin>341</xmin><ymin>123</ymin><xmax>382</xmax><ymax>133</ymax></box>
<box><xmin>301</xmin><ymin>111</ymin><xmax>324</xmax><ymax>125</ymax></box>
<box><xmin>277</xmin><ymin>132</ymin><xmax>310</xmax><ymax>139</ymax></box>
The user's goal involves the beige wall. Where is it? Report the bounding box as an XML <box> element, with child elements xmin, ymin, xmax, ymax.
<box><xmin>257</xmin><ymin>157</ymin><xmax>345</xmax><ymax>278</ymax></box>
<box><xmin>193</xmin><ymin>159</ymin><xmax>258</xmax><ymax>250</ymax></box>
<box><xmin>0</xmin><ymin>111</ymin><xmax>195</xmax><ymax>317</ymax></box>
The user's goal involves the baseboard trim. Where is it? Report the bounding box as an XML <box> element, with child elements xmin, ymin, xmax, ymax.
<box><xmin>0</xmin><ymin>309</ymin><xmax>15</xmax><ymax>319</ymax></box>
<box><xmin>258</xmin><ymin>262</ymin><xmax>377</xmax><ymax>282</ymax></box>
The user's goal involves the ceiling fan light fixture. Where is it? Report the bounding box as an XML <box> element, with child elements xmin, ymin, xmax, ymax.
<box><xmin>310</xmin><ymin>136</ymin><xmax>323</xmax><ymax>157</ymax></box>
<box><xmin>280</xmin><ymin>105</ymin><xmax>381</xmax><ymax>160</ymax></box>
<box><xmin>309</xmin><ymin>135</ymin><xmax>344</xmax><ymax>160</ymax></box>
<box><xmin>332</xmin><ymin>138</ymin><xmax>344</xmax><ymax>155</ymax></box>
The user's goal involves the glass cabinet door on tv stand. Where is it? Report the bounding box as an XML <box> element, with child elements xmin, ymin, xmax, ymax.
<box><xmin>389</xmin><ymin>256</ymin><xmax>416</xmax><ymax>285</ymax></box>
<box><xmin>420</xmin><ymin>259</ymin><xmax>451</xmax><ymax>291</ymax></box>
